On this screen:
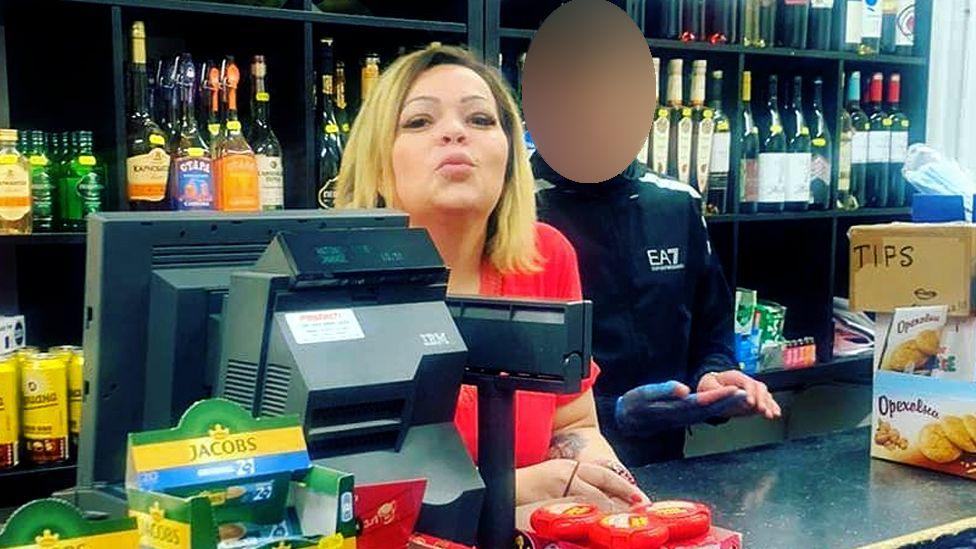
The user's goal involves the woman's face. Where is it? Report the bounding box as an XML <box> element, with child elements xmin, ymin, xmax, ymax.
<box><xmin>391</xmin><ymin>64</ymin><xmax>510</xmax><ymax>223</ymax></box>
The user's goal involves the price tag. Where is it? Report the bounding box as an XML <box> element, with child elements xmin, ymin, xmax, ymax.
<box><xmin>812</xmin><ymin>138</ymin><xmax>827</xmax><ymax>147</ymax></box>
<box><xmin>256</xmin><ymin>92</ymin><xmax>271</xmax><ymax>102</ymax></box>
<box><xmin>79</xmin><ymin>155</ymin><xmax>97</xmax><ymax>166</ymax></box>
<box><xmin>716</xmin><ymin>121</ymin><xmax>730</xmax><ymax>131</ymax></box>
<box><xmin>770</xmin><ymin>125</ymin><xmax>783</xmax><ymax>135</ymax></box>
<box><xmin>901</xmin><ymin>120</ymin><xmax>910</xmax><ymax>128</ymax></box>
<box><xmin>325</xmin><ymin>123</ymin><xmax>340</xmax><ymax>134</ymax></box>
<box><xmin>29</xmin><ymin>155</ymin><xmax>48</xmax><ymax>166</ymax></box>
<box><xmin>657</xmin><ymin>108</ymin><xmax>669</xmax><ymax>118</ymax></box>
<box><xmin>883</xmin><ymin>117</ymin><xmax>893</xmax><ymax>127</ymax></box>
<box><xmin>0</xmin><ymin>154</ymin><xmax>17</xmax><ymax>165</ymax></box>
<box><xmin>149</xmin><ymin>134</ymin><xmax>166</xmax><ymax>146</ymax></box>
<box><xmin>187</xmin><ymin>147</ymin><xmax>205</xmax><ymax>158</ymax></box>
<box><xmin>682</xmin><ymin>107</ymin><xmax>692</xmax><ymax>117</ymax></box>
<box><xmin>208</xmin><ymin>123</ymin><xmax>221</xmax><ymax>136</ymax></box>
<box><xmin>341</xmin><ymin>123</ymin><xmax>350</xmax><ymax>132</ymax></box>
<box><xmin>800</xmin><ymin>127</ymin><xmax>810</xmax><ymax>136</ymax></box>
<box><xmin>226</xmin><ymin>120</ymin><xmax>242</xmax><ymax>132</ymax></box>
<box><xmin>703</xmin><ymin>109</ymin><xmax>714</xmax><ymax>119</ymax></box>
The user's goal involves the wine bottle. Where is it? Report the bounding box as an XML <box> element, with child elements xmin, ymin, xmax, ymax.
<box><xmin>651</xmin><ymin>58</ymin><xmax>671</xmax><ymax>175</ymax></box>
<box><xmin>847</xmin><ymin>72</ymin><xmax>869</xmax><ymax>207</ymax></box>
<box><xmin>691</xmin><ymin>60</ymin><xmax>714</xmax><ymax>193</ymax></box>
<box><xmin>707</xmin><ymin>70</ymin><xmax>731</xmax><ymax>214</ymax></box>
<box><xmin>707</xmin><ymin>0</ymin><xmax>736</xmax><ymax>44</ymax></box>
<box><xmin>861</xmin><ymin>0</ymin><xmax>882</xmax><ymax>54</ymax></box>
<box><xmin>837</xmin><ymin>100</ymin><xmax>857</xmax><ymax>209</ymax></box>
<box><xmin>759</xmin><ymin>74</ymin><xmax>787</xmax><ymax>212</ymax></box>
<box><xmin>880</xmin><ymin>0</ymin><xmax>898</xmax><ymax>53</ymax></box>
<box><xmin>808</xmin><ymin>0</ymin><xmax>833</xmax><ymax>50</ymax></box>
<box><xmin>894</xmin><ymin>0</ymin><xmax>915</xmax><ymax>55</ymax></box>
<box><xmin>319</xmin><ymin>38</ymin><xmax>343</xmax><ymax>209</ymax></box>
<box><xmin>887</xmin><ymin>73</ymin><xmax>910</xmax><ymax>207</ymax></box>
<box><xmin>740</xmin><ymin>71</ymin><xmax>761</xmax><ymax>213</ymax></box>
<box><xmin>759</xmin><ymin>0</ymin><xmax>778</xmax><ymax>47</ymax></box>
<box><xmin>809</xmin><ymin>77</ymin><xmax>831</xmax><ymax>209</ymax></box>
<box><xmin>249</xmin><ymin>55</ymin><xmax>285</xmax><ymax>211</ymax></box>
<box><xmin>743</xmin><ymin>0</ymin><xmax>761</xmax><ymax>46</ymax></box>
<box><xmin>335</xmin><ymin>60</ymin><xmax>352</xmax><ymax>148</ymax></box>
<box><xmin>667</xmin><ymin>59</ymin><xmax>694</xmax><ymax>184</ymax></box>
<box><xmin>784</xmin><ymin>76</ymin><xmax>811</xmax><ymax>211</ymax></box>
<box><xmin>865</xmin><ymin>72</ymin><xmax>890</xmax><ymax>207</ymax></box>
<box><xmin>779</xmin><ymin>0</ymin><xmax>810</xmax><ymax>49</ymax></box>
<box><xmin>682</xmin><ymin>0</ymin><xmax>705</xmax><ymax>41</ymax></box>
<box><xmin>841</xmin><ymin>0</ymin><xmax>862</xmax><ymax>51</ymax></box>
<box><xmin>664</xmin><ymin>0</ymin><xmax>684</xmax><ymax>39</ymax></box>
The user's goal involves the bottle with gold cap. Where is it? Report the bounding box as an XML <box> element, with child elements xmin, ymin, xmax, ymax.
<box><xmin>361</xmin><ymin>53</ymin><xmax>380</xmax><ymax>106</ymax></box>
<box><xmin>21</xmin><ymin>352</ymin><xmax>69</xmax><ymax>464</ymax></box>
<box><xmin>0</xmin><ymin>129</ymin><xmax>33</xmax><ymax>235</ymax></box>
<box><xmin>0</xmin><ymin>352</ymin><xmax>19</xmax><ymax>469</ymax></box>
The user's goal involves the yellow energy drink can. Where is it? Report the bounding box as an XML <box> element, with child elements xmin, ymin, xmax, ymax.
<box><xmin>51</xmin><ymin>345</ymin><xmax>83</xmax><ymax>441</ymax></box>
<box><xmin>0</xmin><ymin>353</ymin><xmax>18</xmax><ymax>469</ymax></box>
<box><xmin>21</xmin><ymin>352</ymin><xmax>68</xmax><ymax>464</ymax></box>
<box><xmin>15</xmin><ymin>345</ymin><xmax>39</xmax><ymax>369</ymax></box>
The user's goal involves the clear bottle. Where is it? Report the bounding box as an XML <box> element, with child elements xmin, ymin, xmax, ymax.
<box><xmin>739</xmin><ymin>71</ymin><xmax>761</xmax><ymax>213</ymax></box>
<box><xmin>667</xmin><ymin>59</ymin><xmax>694</xmax><ymax>185</ymax></box>
<box><xmin>126</xmin><ymin>21</ymin><xmax>171</xmax><ymax>211</ymax></box>
<box><xmin>249</xmin><ymin>55</ymin><xmax>284</xmax><ymax>211</ymax></box>
<box><xmin>690</xmin><ymin>60</ymin><xmax>714</xmax><ymax>194</ymax></box>
<box><xmin>808</xmin><ymin>78</ymin><xmax>832</xmax><ymax>210</ymax></box>
<box><xmin>758</xmin><ymin>74</ymin><xmax>787</xmax><ymax>213</ymax></box>
<box><xmin>0</xmin><ymin>129</ymin><xmax>33</xmax><ymax>235</ymax></box>
<box><xmin>169</xmin><ymin>54</ymin><xmax>214</xmax><ymax>211</ymax></box>
<box><xmin>650</xmin><ymin>57</ymin><xmax>671</xmax><ymax>176</ymax></box>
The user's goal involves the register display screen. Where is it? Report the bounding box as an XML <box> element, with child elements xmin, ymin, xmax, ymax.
<box><xmin>278</xmin><ymin>228</ymin><xmax>443</xmax><ymax>278</ymax></box>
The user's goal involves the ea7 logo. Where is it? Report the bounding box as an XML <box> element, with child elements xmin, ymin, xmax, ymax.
<box><xmin>647</xmin><ymin>247</ymin><xmax>684</xmax><ymax>271</ymax></box>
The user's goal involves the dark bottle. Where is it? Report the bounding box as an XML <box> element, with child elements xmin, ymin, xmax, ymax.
<box><xmin>707</xmin><ymin>0</ymin><xmax>737</xmax><ymax>43</ymax></box>
<box><xmin>759</xmin><ymin>74</ymin><xmax>787</xmax><ymax>213</ymax></box>
<box><xmin>784</xmin><ymin>76</ymin><xmax>811</xmax><ymax>211</ymax></box>
<box><xmin>880</xmin><ymin>0</ymin><xmax>898</xmax><ymax>53</ymax></box>
<box><xmin>706</xmin><ymin>70</ymin><xmax>732</xmax><ymax>214</ymax></box>
<box><xmin>126</xmin><ymin>21</ymin><xmax>171</xmax><ymax>211</ymax></box>
<box><xmin>865</xmin><ymin>72</ymin><xmax>890</xmax><ymax>207</ymax></box>
<box><xmin>318</xmin><ymin>38</ymin><xmax>343</xmax><ymax>209</ymax></box>
<box><xmin>779</xmin><ymin>0</ymin><xmax>810</xmax><ymax>48</ymax></box>
<box><xmin>759</xmin><ymin>0</ymin><xmax>778</xmax><ymax>47</ymax></box>
<box><xmin>847</xmin><ymin>72</ymin><xmax>869</xmax><ymax>207</ymax></box>
<box><xmin>27</xmin><ymin>131</ymin><xmax>54</xmax><ymax>232</ymax></box>
<box><xmin>887</xmin><ymin>73</ymin><xmax>910</xmax><ymax>207</ymax></box>
<box><xmin>840</xmin><ymin>0</ymin><xmax>862</xmax><ymax>51</ymax></box>
<box><xmin>809</xmin><ymin>78</ymin><xmax>832</xmax><ymax>209</ymax></box>
<box><xmin>739</xmin><ymin>71</ymin><xmax>761</xmax><ymax>213</ymax></box>
<box><xmin>169</xmin><ymin>54</ymin><xmax>214</xmax><ymax>212</ymax></box>
<box><xmin>808</xmin><ymin>0</ymin><xmax>834</xmax><ymax>49</ymax></box>
<box><xmin>663</xmin><ymin>0</ymin><xmax>684</xmax><ymax>39</ymax></box>
<box><xmin>335</xmin><ymin>60</ymin><xmax>352</xmax><ymax>148</ymax></box>
<box><xmin>682</xmin><ymin>0</ymin><xmax>705</xmax><ymax>41</ymax></box>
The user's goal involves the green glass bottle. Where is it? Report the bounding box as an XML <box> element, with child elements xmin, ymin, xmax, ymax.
<box><xmin>27</xmin><ymin>131</ymin><xmax>54</xmax><ymax>232</ymax></box>
<box><xmin>60</xmin><ymin>131</ymin><xmax>103</xmax><ymax>231</ymax></box>
<box><xmin>56</xmin><ymin>132</ymin><xmax>78</xmax><ymax>230</ymax></box>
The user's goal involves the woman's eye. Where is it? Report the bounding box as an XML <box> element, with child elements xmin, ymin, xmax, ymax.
<box><xmin>470</xmin><ymin>113</ymin><xmax>497</xmax><ymax>127</ymax></box>
<box><xmin>402</xmin><ymin>116</ymin><xmax>431</xmax><ymax>129</ymax></box>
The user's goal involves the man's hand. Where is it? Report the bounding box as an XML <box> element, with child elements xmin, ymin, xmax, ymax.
<box><xmin>614</xmin><ymin>381</ymin><xmax>748</xmax><ymax>437</ymax></box>
<box><xmin>697</xmin><ymin>370</ymin><xmax>781</xmax><ymax>420</ymax></box>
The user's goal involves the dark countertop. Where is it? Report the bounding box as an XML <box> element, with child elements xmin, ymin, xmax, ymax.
<box><xmin>634</xmin><ymin>428</ymin><xmax>976</xmax><ymax>549</ymax></box>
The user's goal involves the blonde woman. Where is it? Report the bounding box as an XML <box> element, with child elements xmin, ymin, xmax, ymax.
<box><xmin>335</xmin><ymin>45</ymin><xmax>646</xmax><ymax>508</ymax></box>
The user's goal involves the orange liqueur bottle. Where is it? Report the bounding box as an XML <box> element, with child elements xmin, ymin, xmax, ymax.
<box><xmin>213</xmin><ymin>57</ymin><xmax>259</xmax><ymax>212</ymax></box>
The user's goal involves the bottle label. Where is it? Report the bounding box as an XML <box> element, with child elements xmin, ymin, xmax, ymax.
<box><xmin>868</xmin><ymin>130</ymin><xmax>891</xmax><ymax>162</ymax></box>
<box><xmin>318</xmin><ymin>177</ymin><xmax>337</xmax><ymax>209</ymax></box>
<box><xmin>149</xmin><ymin>134</ymin><xmax>166</xmax><ymax>146</ymax></box>
<box><xmin>325</xmin><ymin>123</ymin><xmax>340</xmax><ymax>134</ymax></box>
<box><xmin>695</xmin><ymin>119</ymin><xmax>715</xmax><ymax>193</ymax></box>
<box><xmin>741</xmin><ymin>158</ymin><xmax>760</xmax><ymax>202</ymax></box>
<box><xmin>677</xmin><ymin>118</ymin><xmax>694</xmax><ymax>184</ymax></box>
<box><xmin>896</xmin><ymin>0</ymin><xmax>915</xmax><ymax>46</ymax></box>
<box><xmin>883</xmin><ymin>0</ymin><xmax>897</xmax><ymax>14</ymax></box>
<box><xmin>174</xmin><ymin>156</ymin><xmax>214</xmax><ymax>211</ymax></box>
<box><xmin>852</xmin><ymin>131</ymin><xmax>868</xmax><ymax>164</ymax></box>
<box><xmin>79</xmin><ymin>155</ymin><xmax>97</xmax><ymax>166</ymax></box>
<box><xmin>637</xmin><ymin>136</ymin><xmax>649</xmax><ymax>166</ymax></box>
<box><xmin>889</xmin><ymin>131</ymin><xmax>909</xmax><ymax>162</ymax></box>
<box><xmin>187</xmin><ymin>147</ymin><xmax>205</xmax><ymax>158</ymax></box>
<box><xmin>810</xmin><ymin>152</ymin><xmax>831</xmax><ymax>185</ymax></box>
<box><xmin>227</xmin><ymin>120</ymin><xmax>243</xmax><ymax>132</ymax></box>
<box><xmin>208</xmin><ymin>124</ymin><xmax>222</xmax><ymax>137</ymax></box>
<box><xmin>341</xmin><ymin>123</ymin><xmax>351</xmax><ymax>133</ymax></box>
<box><xmin>812</xmin><ymin>0</ymin><xmax>835</xmax><ymax>7</ymax></box>
<box><xmin>846</xmin><ymin>0</ymin><xmax>863</xmax><ymax>44</ymax></box>
<box><xmin>216</xmin><ymin>154</ymin><xmax>260</xmax><ymax>212</ymax></box>
<box><xmin>0</xmin><ymin>163</ymin><xmax>30</xmax><ymax>221</ymax></box>
<box><xmin>29</xmin><ymin>155</ymin><xmax>48</xmax><ymax>167</ymax></box>
<box><xmin>256</xmin><ymin>92</ymin><xmax>271</xmax><ymax>102</ymax></box>
<box><xmin>30</xmin><ymin>168</ymin><xmax>53</xmax><ymax>220</ymax></box>
<box><xmin>256</xmin><ymin>154</ymin><xmax>285</xmax><ymax>210</ymax></box>
<box><xmin>709</xmin><ymin>132</ymin><xmax>732</xmax><ymax>175</ymax></box>
<box><xmin>758</xmin><ymin>152</ymin><xmax>786</xmax><ymax>203</ymax></box>
<box><xmin>127</xmin><ymin>148</ymin><xmax>171</xmax><ymax>202</ymax></box>
<box><xmin>862</xmin><ymin>0</ymin><xmax>882</xmax><ymax>39</ymax></box>
<box><xmin>77</xmin><ymin>172</ymin><xmax>103</xmax><ymax>217</ymax></box>
<box><xmin>652</xmin><ymin>116</ymin><xmax>671</xmax><ymax>174</ymax></box>
<box><xmin>784</xmin><ymin>152</ymin><xmax>812</xmax><ymax>202</ymax></box>
<box><xmin>839</xmin><ymin>136</ymin><xmax>853</xmax><ymax>191</ymax></box>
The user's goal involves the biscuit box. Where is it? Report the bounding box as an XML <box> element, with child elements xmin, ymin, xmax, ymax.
<box><xmin>875</xmin><ymin>306</ymin><xmax>976</xmax><ymax>382</ymax></box>
<box><xmin>849</xmin><ymin>223</ymin><xmax>976</xmax><ymax>316</ymax></box>
<box><xmin>872</xmin><ymin>370</ymin><xmax>976</xmax><ymax>481</ymax></box>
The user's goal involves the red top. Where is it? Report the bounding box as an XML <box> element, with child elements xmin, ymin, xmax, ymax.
<box><xmin>453</xmin><ymin>222</ymin><xmax>600</xmax><ymax>468</ymax></box>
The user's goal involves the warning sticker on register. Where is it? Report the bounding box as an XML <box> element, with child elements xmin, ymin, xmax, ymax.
<box><xmin>285</xmin><ymin>309</ymin><xmax>365</xmax><ymax>344</ymax></box>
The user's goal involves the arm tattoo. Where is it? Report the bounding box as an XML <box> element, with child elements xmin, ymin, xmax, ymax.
<box><xmin>547</xmin><ymin>432</ymin><xmax>587</xmax><ymax>460</ymax></box>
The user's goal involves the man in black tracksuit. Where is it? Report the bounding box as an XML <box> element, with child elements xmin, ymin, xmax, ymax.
<box><xmin>533</xmin><ymin>153</ymin><xmax>779</xmax><ymax>467</ymax></box>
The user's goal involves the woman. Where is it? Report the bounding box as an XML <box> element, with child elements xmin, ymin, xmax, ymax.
<box><xmin>335</xmin><ymin>44</ymin><xmax>646</xmax><ymax>508</ymax></box>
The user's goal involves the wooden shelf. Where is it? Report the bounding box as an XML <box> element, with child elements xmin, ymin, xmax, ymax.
<box><xmin>753</xmin><ymin>355</ymin><xmax>873</xmax><ymax>392</ymax></box>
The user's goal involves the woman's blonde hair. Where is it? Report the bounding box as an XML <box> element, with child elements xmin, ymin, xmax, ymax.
<box><xmin>334</xmin><ymin>44</ymin><xmax>540</xmax><ymax>274</ymax></box>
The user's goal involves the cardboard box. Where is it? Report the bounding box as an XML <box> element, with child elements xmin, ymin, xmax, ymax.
<box><xmin>872</xmin><ymin>370</ymin><xmax>976</xmax><ymax>481</ymax></box>
<box><xmin>0</xmin><ymin>315</ymin><xmax>25</xmax><ymax>354</ymax></box>
<box><xmin>875</xmin><ymin>307</ymin><xmax>976</xmax><ymax>382</ymax></box>
<box><xmin>849</xmin><ymin>223</ymin><xmax>976</xmax><ymax>316</ymax></box>
<box><xmin>0</xmin><ymin>498</ymin><xmax>139</xmax><ymax>548</ymax></box>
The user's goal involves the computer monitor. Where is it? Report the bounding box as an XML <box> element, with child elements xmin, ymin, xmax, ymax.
<box><xmin>77</xmin><ymin>210</ymin><xmax>407</xmax><ymax>488</ymax></box>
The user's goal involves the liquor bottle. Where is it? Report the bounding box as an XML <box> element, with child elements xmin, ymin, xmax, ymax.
<box><xmin>758</xmin><ymin>74</ymin><xmax>786</xmax><ymax>212</ymax></box>
<box><xmin>706</xmin><ymin>70</ymin><xmax>731</xmax><ymax>214</ymax></box>
<box><xmin>840</xmin><ymin>0</ymin><xmax>862</xmax><ymax>51</ymax></box>
<box><xmin>169</xmin><ymin>55</ymin><xmax>213</xmax><ymax>211</ymax></box>
<box><xmin>27</xmin><ymin>131</ymin><xmax>54</xmax><ymax>231</ymax></box>
<box><xmin>319</xmin><ymin>38</ymin><xmax>343</xmax><ymax>209</ymax></box>
<box><xmin>61</xmin><ymin>131</ymin><xmax>103</xmax><ymax>230</ymax></box>
<box><xmin>207</xmin><ymin>65</ymin><xmax>223</xmax><ymax>150</ymax></box>
<box><xmin>861</xmin><ymin>0</ymin><xmax>882</xmax><ymax>54</ymax></box>
<box><xmin>126</xmin><ymin>22</ymin><xmax>171</xmax><ymax>211</ymax></box>
<box><xmin>887</xmin><ymin>73</ymin><xmax>910</xmax><ymax>207</ymax></box>
<box><xmin>847</xmin><ymin>72</ymin><xmax>869</xmax><ymax>207</ymax></box>
<box><xmin>759</xmin><ymin>0</ymin><xmax>778</xmax><ymax>47</ymax></box>
<box><xmin>158</xmin><ymin>56</ymin><xmax>181</xmax><ymax>143</ymax></box>
<box><xmin>664</xmin><ymin>0</ymin><xmax>684</xmax><ymax>39</ymax></box>
<box><xmin>335</xmin><ymin>60</ymin><xmax>352</xmax><ymax>148</ymax></box>
<box><xmin>808</xmin><ymin>0</ymin><xmax>833</xmax><ymax>49</ymax></box>
<box><xmin>0</xmin><ymin>129</ymin><xmax>32</xmax><ymax>235</ymax></box>
<box><xmin>809</xmin><ymin>78</ymin><xmax>831</xmax><ymax>209</ymax></box>
<box><xmin>837</xmin><ymin>100</ymin><xmax>857</xmax><ymax>209</ymax></box>
<box><xmin>213</xmin><ymin>57</ymin><xmax>260</xmax><ymax>212</ymax></box>
<box><xmin>56</xmin><ymin>133</ymin><xmax>77</xmax><ymax>229</ymax></box>
<box><xmin>739</xmin><ymin>71</ymin><xmax>761</xmax><ymax>213</ymax></box>
<box><xmin>361</xmin><ymin>53</ymin><xmax>380</xmax><ymax>107</ymax></box>
<box><xmin>880</xmin><ymin>0</ymin><xmax>898</xmax><ymax>53</ymax></box>
<box><xmin>199</xmin><ymin>60</ymin><xmax>220</xmax><ymax>145</ymax></box>
<box><xmin>865</xmin><ymin>72</ymin><xmax>890</xmax><ymax>207</ymax></box>
<box><xmin>650</xmin><ymin>58</ymin><xmax>671</xmax><ymax>175</ymax></box>
<box><xmin>894</xmin><ymin>0</ymin><xmax>914</xmax><ymax>55</ymax></box>
<box><xmin>247</xmin><ymin>56</ymin><xmax>284</xmax><ymax>212</ymax></box>
<box><xmin>784</xmin><ymin>76</ymin><xmax>811</xmax><ymax>211</ymax></box>
<box><xmin>682</xmin><ymin>0</ymin><xmax>705</xmax><ymax>41</ymax></box>
<box><xmin>779</xmin><ymin>0</ymin><xmax>810</xmax><ymax>49</ymax></box>
<box><xmin>707</xmin><ymin>0</ymin><xmax>736</xmax><ymax>43</ymax></box>
<box><xmin>666</xmin><ymin>59</ymin><xmax>694</xmax><ymax>184</ymax></box>
<box><xmin>743</xmin><ymin>0</ymin><xmax>761</xmax><ymax>45</ymax></box>
<box><xmin>690</xmin><ymin>61</ymin><xmax>714</xmax><ymax>194</ymax></box>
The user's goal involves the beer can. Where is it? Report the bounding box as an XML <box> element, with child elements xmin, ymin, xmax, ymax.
<box><xmin>51</xmin><ymin>345</ymin><xmax>83</xmax><ymax>440</ymax></box>
<box><xmin>0</xmin><ymin>353</ymin><xmax>18</xmax><ymax>469</ymax></box>
<box><xmin>21</xmin><ymin>353</ymin><xmax>68</xmax><ymax>464</ymax></box>
<box><xmin>15</xmin><ymin>345</ymin><xmax>39</xmax><ymax>369</ymax></box>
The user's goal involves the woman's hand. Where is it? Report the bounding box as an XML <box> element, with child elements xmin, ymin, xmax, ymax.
<box><xmin>516</xmin><ymin>458</ymin><xmax>649</xmax><ymax>510</ymax></box>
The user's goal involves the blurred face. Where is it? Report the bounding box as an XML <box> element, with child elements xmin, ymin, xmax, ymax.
<box><xmin>391</xmin><ymin>64</ymin><xmax>509</xmax><ymax>223</ymax></box>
